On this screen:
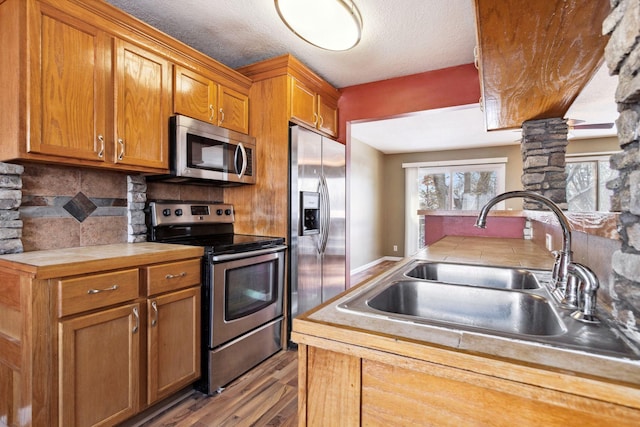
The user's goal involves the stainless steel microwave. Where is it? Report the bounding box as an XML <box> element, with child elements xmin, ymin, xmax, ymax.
<box><xmin>149</xmin><ymin>115</ymin><xmax>256</xmax><ymax>186</ymax></box>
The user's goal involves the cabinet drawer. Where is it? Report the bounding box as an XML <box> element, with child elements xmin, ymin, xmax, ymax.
<box><xmin>144</xmin><ymin>259</ymin><xmax>201</xmax><ymax>296</ymax></box>
<box><xmin>58</xmin><ymin>269</ymin><xmax>139</xmax><ymax>317</ymax></box>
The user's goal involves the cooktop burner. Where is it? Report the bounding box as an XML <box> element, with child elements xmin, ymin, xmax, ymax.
<box><xmin>146</xmin><ymin>201</ymin><xmax>285</xmax><ymax>255</ymax></box>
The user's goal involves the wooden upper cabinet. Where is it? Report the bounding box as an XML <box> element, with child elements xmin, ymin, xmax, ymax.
<box><xmin>290</xmin><ymin>77</ymin><xmax>338</xmax><ymax>137</ymax></box>
<box><xmin>174</xmin><ymin>65</ymin><xmax>219</xmax><ymax>124</ymax></box>
<box><xmin>20</xmin><ymin>1</ymin><xmax>170</xmax><ymax>172</ymax></box>
<box><xmin>114</xmin><ymin>39</ymin><xmax>171</xmax><ymax>169</ymax></box>
<box><xmin>290</xmin><ymin>77</ymin><xmax>318</xmax><ymax>127</ymax></box>
<box><xmin>1</xmin><ymin>0</ymin><xmax>251</xmax><ymax>170</ymax></box>
<box><xmin>29</xmin><ymin>3</ymin><xmax>110</xmax><ymax>163</ymax></box>
<box><xmin>174</xmin><ymin>65</ymin><xmax>249</xmax><ymax>134</ymax></box>
<box><xmin>218</xmin><ymin>85</ymin><xmax>250</xmax><ymax>134</ymax></box>
<box><xmin>317</xmin><ymin>95</ymin><xmax>338</xmax><ymax>137</ymax></box>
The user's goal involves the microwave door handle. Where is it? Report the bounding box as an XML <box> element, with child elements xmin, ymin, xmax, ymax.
<box><xmin>235</xmin><ymin>143</ymin><xmax>248</xmax><ymax>178</ymax></box>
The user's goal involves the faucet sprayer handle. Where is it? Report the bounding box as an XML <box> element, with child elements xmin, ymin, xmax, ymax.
<box><xmin>567</xmin><ymin>262</ymin><xmax>600</xmax><ymax>324</ymax></box>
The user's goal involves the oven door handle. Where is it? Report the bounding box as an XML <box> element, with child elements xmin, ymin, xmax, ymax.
<box><xmin>210</xmin><ymin>245</ymin><xmax>287</xmax><ymax>262</ymax></box>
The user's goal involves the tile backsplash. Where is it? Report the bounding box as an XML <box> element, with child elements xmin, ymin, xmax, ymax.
<box><xmin>17</xmin><ymin>163</ymin><xmax>223</xmax><ymax>251</ymax></box>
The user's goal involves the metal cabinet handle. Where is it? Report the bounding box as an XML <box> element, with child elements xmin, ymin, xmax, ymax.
<box><xmin>87</xmin><ymin>284</ymin><xmax>119</xmax><ymax>294</ymax></box>
<box><xmin>151</xmin><ymin>301</ymin><xmax>158</xmax><ymax>327</ymax></box>
<box><xmin>118</xmin><ymin>138</ymin><xmax>125</xmax><ymax>160</ymax></box>
<box><xmin>165</xmin><ymin>272</ymin><xmax>187</xmax><ymax>280</ymax></box>
<box><xmin>209</xmin><ymin>104</ymin><xmax>214</xmax><ymax>121</ymax></box>
<box><xmin>318</xmin><ymin>115</ymin><xmax>324</xmax><ymax>128</ymax></box>
<box><xmin>219</xmin><ymin>108</ymin><xmax>225</xmax><ymax>124</ymax></box>
<box><xmin>312</xmin><ymin>113</ymin><xmax>318</xmax><ymax>126</ymax></box>
<box><xmin>97</xmin><ymin>135</ymin><xmax>105</xmax><ymax>158</ymax></box>
<box><xmin>132</xmin><ymin>307</ymin><xmax>139</xmax><ymax>334</ymax></box>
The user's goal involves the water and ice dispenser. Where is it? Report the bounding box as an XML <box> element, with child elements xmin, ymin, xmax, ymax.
<box><xmin>300</xmin><ymin>191</ymin><xmax>320</xmax><ymax>235</ymax></box>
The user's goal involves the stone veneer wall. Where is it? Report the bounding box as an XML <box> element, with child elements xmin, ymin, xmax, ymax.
<box><xmin>603</xmin><ymin>0</ymin><xmax>640</xmax><ymax>339</ymax></box>
<box><xmin>128</xmin><ymin>175</ymin><xmax>147</xmax><ymax>243</ymax></box>
<box><xmin>0</xmin><ymin>163</ymin><xmax>24</xmax><ymax>254</ymax></box>
<box><xmin>520</xmin><ymin>118</ymin><xmax>569</xmax><ymax>209</ymax></box>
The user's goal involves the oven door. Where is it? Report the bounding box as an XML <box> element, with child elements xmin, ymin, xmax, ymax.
<box><xmin>210</xmin><ymin>247</ymin><xmax>285</xmax><ymax>347</ymax></box>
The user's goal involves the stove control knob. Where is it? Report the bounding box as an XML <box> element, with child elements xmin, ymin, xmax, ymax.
<box><xmin>175</xmin><ymin>209</ymin><xmax>183</xmax><ymax>216</ymax></box>
<box><xmin>225</xmin><ymin>209</ymin><xmax>232</xmax><ymax>216</ymax></box>
<box><xmin>216</xmin><ymin>209</ymin><xmax>223</xmax><ymax>216</ymax></box>
<box><xmin>162</xmin><ymin>209</ymin><xmax>171</xmax><ymax>217</ymax></box>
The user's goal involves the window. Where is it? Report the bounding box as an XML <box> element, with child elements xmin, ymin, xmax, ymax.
<box><xmin>404</xmin><ymin>158</ymin><xmax>507</xmax><ymax>255</ymax></box>
<box><xmin>566</xmin><ymin>154</ymin><xmax>617</xmax><ymax>212</ymax></box>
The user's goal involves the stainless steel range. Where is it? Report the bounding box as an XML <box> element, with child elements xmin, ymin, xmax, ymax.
<box><xmin>146</xmin><ymin>201</ymin><xmax>287</xmax><ymax>394</ymax></box>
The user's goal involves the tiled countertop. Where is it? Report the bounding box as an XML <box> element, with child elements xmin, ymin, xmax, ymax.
<box><xmin>416</xmin><ymin>235</ymin><xmax>554</xmax><ymax>269</ymax></box>
<box><xmin>0</xmin><ymin>242</ymin><xmax>204</xmax><ymax>279</ymax></box>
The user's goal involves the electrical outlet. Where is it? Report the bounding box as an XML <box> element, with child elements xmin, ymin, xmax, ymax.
<box><xmin>393</xmin><ymin>245</ymin><xmax>398</xmax><ymax>252</ymax></box>
<box><xmin>545</xmin><ymin>233</ymin><xmax>553</xmax><ymax>251</ymax></box>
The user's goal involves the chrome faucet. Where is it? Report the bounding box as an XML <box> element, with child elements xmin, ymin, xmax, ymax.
<box><xmin>475</xmin><ymin>191</ymin><xmax>599</xmax><ymax>323</ymax></box>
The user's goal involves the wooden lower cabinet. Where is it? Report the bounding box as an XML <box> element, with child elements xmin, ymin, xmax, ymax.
<box><xmin>0</xmin><ymin>244</ymin><xmax>203</xmax><ymax>427</ymax></box>
<box><xmin>59</xmin><ymin>303</ymin><xmax>141</xmax><ymax>427</ymax></box>
<box><xmin>147</xmin><ymin>287</ymin><xmax>200</xmax><ymax>404</ymax></box>
<box><xmin>297</xmin><ymin>344</ymin><xmax>640</xmax><ymax>427</ymax></box>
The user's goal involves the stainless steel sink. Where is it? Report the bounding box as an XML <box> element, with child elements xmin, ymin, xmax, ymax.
<box><xmin>404</xmin><ymin>261</ymin><xmax>540</xmax><ymax>289</ymax></box>
<box><xmin>366</xmin><ymin>280</ymin><xmax>564</xmax><ymax>336</ymax></box>
<box><xmin>337</xmin><ymin>261</ymin><xmax>640</xmax><ymax>359</ymax></box>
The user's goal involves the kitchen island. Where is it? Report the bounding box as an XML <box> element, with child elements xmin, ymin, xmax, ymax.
<box><xmin>292</xmin><ymin>236</ymin><xmax>640</xmax><ymax>426</ymax></box>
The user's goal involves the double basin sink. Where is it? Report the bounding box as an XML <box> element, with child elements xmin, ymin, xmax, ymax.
<box><xmin>338</xmin><ymin>260</ymin><xmax>640</xmax><ymax>359</ymax></box>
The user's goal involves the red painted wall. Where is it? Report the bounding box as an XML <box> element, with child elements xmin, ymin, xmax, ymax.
<box><xmin>424</xmin><ymin>216</ymin><xmax>526</xmax><ymax>246</ymax></box>
<box><xmin>337</xmin><ymin>63</ymin><xmax>481</xmax><ymax>142</ymax></box>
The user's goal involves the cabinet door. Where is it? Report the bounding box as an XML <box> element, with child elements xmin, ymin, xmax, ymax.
<box><xmin>317</xmin><ymin>96</ymin><xmax>338</xmax><ymax>137</ymax></box>
<box><xmin>218</xmin><ymin>85</ymin><xmax>250</xmax><ymax>134</ymax></box>
<box><xmin>147</xmin><ymin>287</ymin><xmax>201</xmax><ymax>404</ymax></box>
<box><xmin>174</xmin><ymin>65</ymin><xmax>218</xmax><ymax>123</ymax></box>
<box><xmin>114</xmin><ymin>39</ymin><xmax>170</xmax><ymax>170</ymax></box>
<box><xmin>59</xmin><ymin>303</ymin><xmax>141</xmax><ymax>427</ymax></box>
<box><xmin>290</xmin><ymin>77</ymin><xmax>318</xmax><ymax>128</ymax></box>
<box><xmin>29</xmin><ymin>3</ymin><xmax>109</xmax><ymax>162</ymax></box>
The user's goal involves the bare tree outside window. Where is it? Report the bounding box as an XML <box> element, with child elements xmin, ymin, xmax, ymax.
<box><xmin>566</xmin><ymin>158</ymin><xmax>616</xmax><ymax>212</ymax></box>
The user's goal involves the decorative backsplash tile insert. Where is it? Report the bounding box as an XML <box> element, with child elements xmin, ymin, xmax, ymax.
<box><xmin>63</xmin><ymin>192</ymin><xmax>97</xmax><ymax>222</ymax></box>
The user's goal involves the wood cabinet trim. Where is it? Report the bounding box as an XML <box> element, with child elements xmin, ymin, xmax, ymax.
<box><xmin>238</xmin><ymin>54</ymin><xmax>340</xmax><ymax>102</ymax></box>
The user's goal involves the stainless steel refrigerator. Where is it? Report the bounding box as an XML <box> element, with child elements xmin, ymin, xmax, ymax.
<box><xmin>289</xmin><ymin>125</ymin><xmax>346</xmax><ymax>325</ymax></box>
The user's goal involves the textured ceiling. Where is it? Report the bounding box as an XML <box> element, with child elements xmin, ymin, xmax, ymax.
<box><xmin>104</xmin><ymin>0</ymin><xmax>618</xmax><ymax>153</ymax></box>
<box><xmin>105</xmin><ymin>0</ymin><xmax>477</xmax><ymax>89</ymax></box>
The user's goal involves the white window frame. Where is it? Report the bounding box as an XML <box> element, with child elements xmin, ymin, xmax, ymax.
<box><xmin>565</xmin><ymin>152</ymin><xmax>618</xmax><ymax>212</ymax></box>
<box><xmin>403</xmin><ymin>158</ymin><xmax>507</xmax><ymax>256</ymax></box>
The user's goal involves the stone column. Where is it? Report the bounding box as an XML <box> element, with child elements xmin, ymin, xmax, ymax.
<box><xmin>603</xmin><ymin>0</ymin><xmax>640</xmax><ymax>338</ymax></box>
<box><xmin>0</xmin><ymin>162</ymin><xmax>24</xmax><ymax>254</ymax></box>
<box><xmin>520</xmin><ymin>118</ymin><xmax>569</xmax><ymax>210</ymax></box>
<box><xmin>127</xmin><ymin>175</ymin><xmax>147</xmax><ymax>243</ymax></box>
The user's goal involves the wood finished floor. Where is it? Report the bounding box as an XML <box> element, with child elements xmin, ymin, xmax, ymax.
<box><xmin>138</xmin><ymin>261</ymin><xmax>398</xmax><ymax>427</ymax></box>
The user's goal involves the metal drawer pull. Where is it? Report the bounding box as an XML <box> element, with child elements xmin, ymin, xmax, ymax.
<box><xmin>118</xmin><ymin>138</ymin><xmax>125</xmax><ymax>160</ymax></box>
<box><xmin>87</xmin><ymin>284</ymin><xmax>119</xmax><ymax>294</ymax></box>
<box><xmin>151</xmin><ymin>301</ymin><xmax>158</xmax><ymax>327</ymax></box>
<box><xmin>165</xmin><ymin>272</ymin><xmax>187</xmax><ymax>280</ymax></box>
<box><xmin>97</xmin><ymin>134</ymin><xmax>105</xmax><ymax>158</ymax></box>
<box><xmin>132</xmin><ymin>307</ymin><xmax>139</xmax><ymax>334</ymax></box>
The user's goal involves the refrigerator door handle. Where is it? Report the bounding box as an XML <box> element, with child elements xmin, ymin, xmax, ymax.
<box><xmin>319</xmin><ymin>174</ymin><xmax>331</xmax><ymax>254</ymax></box>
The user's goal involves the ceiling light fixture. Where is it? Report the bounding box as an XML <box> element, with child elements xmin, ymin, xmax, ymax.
<box><xmin>275</xmin><ymin>0</ymin><xmax>363</xmax><ymax>51</ymax></box>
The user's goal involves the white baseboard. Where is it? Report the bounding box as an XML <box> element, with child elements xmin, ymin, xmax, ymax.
<box><xmin>350</xmin><ymin>256</ymin><xmax>403</xmax><ymax>275</ymax></box>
